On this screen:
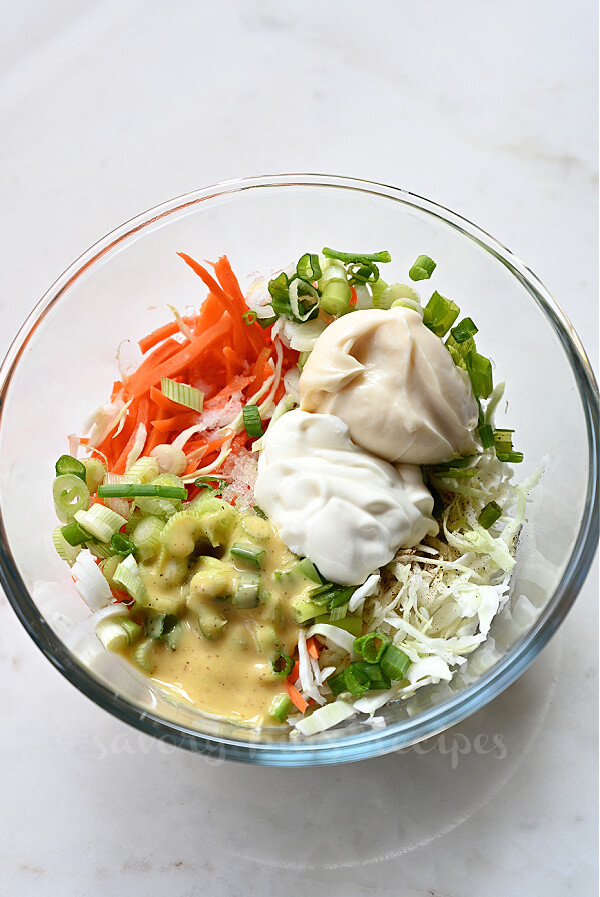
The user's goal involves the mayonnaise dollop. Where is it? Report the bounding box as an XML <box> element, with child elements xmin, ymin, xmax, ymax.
<box><xmin>299</xmin><ymin>306</ymin><xmax>480</xmax><ymax>464</ymax></box>
<box><xmin>254</xmin><ymin>410</ymin><xmax>438</xmax><ymax>585</ymax></box>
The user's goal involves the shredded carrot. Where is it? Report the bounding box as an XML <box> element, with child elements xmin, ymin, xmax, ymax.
<box><xmin>139</xmin><ymin>320</ymin><xmax>183</xmax><ymax>355</ymax></box>
<box><xmin>150</xmin><ymin>412</ymin><xmax>198</xmax><ymax>433</ymax></box>
<box><xmin>148</xmin><ymin>385</ymin><xmax>188</xmax><ymax>413</ymax></box>
<box><xmin>306</xmin><ymin>637</ymin><xmax>319</xmax><ymax>660</ymax></box>
<box><xmin>286</xmin><ymin>680</ymin><xmax>308</xmax><ymax>714</ymax></box>
<box><xmin>79</xmin><ymin>252</ymin><xmax>295</xmax><ymax>509</ymax></box>
<box><xmin>124</xmin><ymin>317</ymin><xmax>231</xmax><ymax>399</ymax></box>
<box><xmin>205</xmin><ymin>374</ymin><xmax>255</xmax><ymax>409</ymax></box>
<box><xmin>214</xmin><ymin>255</ymin><xmax>246</xmax><ymax>303</ymax></box>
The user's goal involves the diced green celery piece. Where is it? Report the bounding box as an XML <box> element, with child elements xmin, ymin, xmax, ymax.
<box><xmin>197</xmin><ymin>607</ymin><xmax>227</xmax><ymax>639</ymax></box>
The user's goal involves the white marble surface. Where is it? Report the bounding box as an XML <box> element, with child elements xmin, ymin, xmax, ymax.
<box><xmin>1</xmin><ymin>2</ymin><xmax>598</xmax><ymax>895</ymax></box>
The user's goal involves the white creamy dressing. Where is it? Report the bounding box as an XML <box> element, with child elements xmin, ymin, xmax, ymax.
<box><xmin>299</xmin><ymin>306</ymin><xmax>480</xmax><ymax>464</ymax></box>
<box><xmin>254</xmin><ymin>410</ymin><xmax>438</xmax><ymax>585</ymax></box>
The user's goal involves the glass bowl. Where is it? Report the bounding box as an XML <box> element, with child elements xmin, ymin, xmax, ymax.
<box><xmin>0</xmin><ymin>174</ymin><xmax>597</xmax><ymax>766</ymax></box>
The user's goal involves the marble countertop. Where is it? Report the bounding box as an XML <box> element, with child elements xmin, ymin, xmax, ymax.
<box><xmin>1</xmin><ymin>2</ymin><xmax>597</xmax><ymax>895</ymax></box>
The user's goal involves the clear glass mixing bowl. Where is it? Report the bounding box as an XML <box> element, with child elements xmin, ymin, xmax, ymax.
<box><xmin>0</xmin><ymin>175</ymin><xmax>597</xmax><ymax>765</ymax></box>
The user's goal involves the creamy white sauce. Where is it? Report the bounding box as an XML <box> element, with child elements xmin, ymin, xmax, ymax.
<box><xmin>299</xmin><ymin>306</ymin><xmax>480</xmax><ymax>464</ymax></box>
<box><xmin>254</xmin><ymin>410</ymin><xmax>438</xmax><ymax>585</ymax></box>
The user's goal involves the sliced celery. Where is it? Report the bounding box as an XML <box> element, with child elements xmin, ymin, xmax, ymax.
<box><xmin>74</xmin><ymin>504</ymin><xmax>128</xmax><ymax>543</ymax></box>
<box><xmin>132</xmin><ymin>638</ymin><xmax>155</xmax><ymax>672</ymax></box>
<box><xmin>96</xmin><ymin>615</ymin><xmax>142</xmax><ymax>652</ymax></box>
<box><xmin>197</xmin><ymin>608</ymin><xmax>227</xmax><ymax>640</ymax></box>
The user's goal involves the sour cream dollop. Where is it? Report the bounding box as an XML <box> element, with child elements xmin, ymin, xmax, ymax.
<box><xmin>254</xmin><ymin>410</ymin><xmax>438</xmax><ymax>585</ymax></box>
<box><xmin>299</xmin><ymin>307</ymin><xmax>480</xmax><ymax>464</ymax></box>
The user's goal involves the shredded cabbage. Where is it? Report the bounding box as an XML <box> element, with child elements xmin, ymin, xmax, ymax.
<box><xmin>291</xmin><ymin>449</ymin><xmax>540</xmax><ymax>721</ymax></box>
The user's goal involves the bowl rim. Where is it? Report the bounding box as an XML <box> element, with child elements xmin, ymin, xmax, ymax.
<box><xmin>0</xmin><ymin>173</ymin><xmax>598</xmax><ymax>766</ymax></box>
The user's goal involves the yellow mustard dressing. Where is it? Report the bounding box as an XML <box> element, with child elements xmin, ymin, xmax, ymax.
<box><xmin>120</xmin><ymin>508</ymin><xmax>310</xmax><ymax>726</ymax></box>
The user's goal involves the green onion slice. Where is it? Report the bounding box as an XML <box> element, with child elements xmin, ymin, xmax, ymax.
<box><xmin>496</xmin><ymin>450</ymin><xmax>524</xmax><ymax>464</ymax></box>
<box><xmin>242</xmin><ymin>310</ymin><xmax>257</xmax><ymax>324</ymax></box>
<box><xmin>230</xmin><ymin>542</ymin><xmax>265</xmax><ymax>569</ymax></box>
<box><xmin>478</xmin><ymin>501</ymin><xmax>502</xmax><ymax>529</ymax></box>
<box><xmin>309</xmin><ymin>582</ymin><xmax>355</xmax><ymax>608</ymax></box>
<box><xmin>351</xmin><ymin>661</ymin><xmax>391</xmax><ymax>690</ymax></box>
<box><xmin>110</xmin><ymin>532</ymin><xmax>135</xmax><ymax>556</ymax></box>
<box><xmin>271</xmin><ymin>651</ymin><xmax>294</xmax><ymax>678</ymax></box>
<box><xmin>493</xmin><ymin>429</ymin><xmax>515</xmax><ymax>448</ymax></box>
<box><xmin>380</xmin><ymin>644</ymin><xmax>411</xmax><ymax>681</ymax></box>
<box><xmin>347</xmin><ymin>261</ymin><xmax>380</xmax><ymax>285</ymax></box>
<box><xmin>60</xmin><ymin>521</ymin><xmax>93</xmax><ymax>546</ymax></box>
<box><xmin>194</xmin><ymin>475</ymin><xmax>228</xmax><ymax>492</ymax></box>
<box><xmin>296</xmin><ymin>557</ymin><xmax>322</xmax><ymax>583</ymax></box>
<box><xmin>145</xmin><ymin>613</ymin><xmax>178</xmax><ymax>640</ymax></box>
<box><xmin>55</xmin><ymin>455</ymin><xmax>87</xmax><ymax>482</ymax></box>
<box><xmin>423</xmin><ymin>291</ymin><xmax>459</xmax><ymax>337</ymax></box>
<box><xmin>478</xmin><ymin>423</ymin><xmax>495</xmax><ymax>450</ymax></box>
<box><xmin>327</xmin><ymin>670</ymin><xmax>349</xmax><ymax>696</ymax></box>
<box><xmin>268</xmin><ymin>693</ymin><xmax>293</xmax><ymax>721</ymax></box>
<box><xmin>233</xmin><ymin>572</ymin><xmax>261</xmax><ymax>608</ymax></box>
<box><xmin>431</xmin><ymin>466</ymin><xmax>477</xmax><ymax>479</ymax></box>
<box><xmin>322</xmin><ymin>247</ymin><xmax>391</xmax><ymax>265</ymax></box>
<box><xmin>296</xmin><ymin>253</ymin><xmax>322</xmax><ymax>281</ymax></box>
<box><xmin>409</xmin><ymin>255</ymin><xmax>436</xmax><ymax>281</ymax></box>
<box><xmin>98</xmin><ymin>483</ymin><xmax>186</xmax><ymax>499</ymax></box>
<box><xmin>450</xmin><ymin>317</ymin><xmax>478</xmax><ymax>343</ymax></box>
<box><xmin>343</xmin><ymin>664</ymin><xmax>371</xmax><ymax>696</ymax></box>
<box><xmin>96</xmin><ymin>615</ymin><xmax>143</xmax><ymax>652</ymax></box>
<box><xmin>466</xmin><ymin>350</ymin><xmax>493</xmax><ymax>399</ymax></box>
<box><xmin>354</xmin><ymin>631</ymin><xmax>392</xmax><ymax>664</ymax></box>
<box><xmin>242</xmin><ymin>404</ymin><xmax>263</xmax><ymax>438</ymax></box>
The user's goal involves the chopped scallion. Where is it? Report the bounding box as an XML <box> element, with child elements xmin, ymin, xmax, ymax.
<box><xmin>194</xmin><ymin>475</ymin><xmax>228</xmax><ymax>492</ymax></box>
<box><xmin>271</xmin><ymin>651</ymin><xmax>294</xmax><ymax>678</ymax></box>
<box><xmin>60</xmin><ymin>521</ymin><xmax>93</xmax><ymax>546</ymax></box>
<box><xmin>478</xmin><ymin>501</ymin><xmax>503</xmax><ymax>529</ymax></box>
<box><xmin>242</xmin><ymin>404</ymin><xmax>263</xmax><ymax>438</ymax></box>
<box><xmin>329</xmin><ymin>604</ymin><xmax>348</xmax><ymax>621</ymax></box>
<box><xmin>409</xmin><ymin>254</ymin><xmax>436</xmax><ymax>281</ymax></box>
<box><xmin>296</xmin><ymin>253</ymin><xmax>322</xmax><ymax>281</ymax></box>
<box><xmin>327</xmin><ymin>670</ymin><xmax>349</xmax><ymax>697</ymax></box>
<box><xmin>98</xmin><ymin>483</ymin><xmax>186</xmax><ymax>499</ymax></box>
<box><xmin>55</xmin><ymin>455</ymin><xmax>87</xmax><ymax>482</ymax></box>
<box><xmin>268</xmin><ymin>693</ymin><xmax>293</xmax><ymax>722</ymax></box>
<box><xmin>423</xmin><ymin>291</ymin><xmax>459</xmax><ymax>337</ymax></box>
<box><xmin>351</xmin><ymin>661</ymin><xmax>390</xmax><ymax>691</ymax></box>
<box><xmin>230</xmin><ymin>542</ymin><xmax>265</xmax><ymax>569</ymax></box>
<box><xmin>347</xmin><ymin>261</ymin><xmax>380</xmax><ymax>285</ymax></box>
<box><xmin>496</xmin><ymin>450</ymin><xmax>524</xmax><ymax>464</ymax></box>
<box><xmin>478</xmin><ymin>423</ymin><xmax>495</xmax><ymax>449</ymax></box>
<box><xmin>353</xmin><ymin>631</ymin><xmax>392</xmax><ymax>664</ymax></box>
<box><xmin>145</xmin><ymin>612</ymin><xmax>178</xmax><ymax>641</ymax></box>
<box><xmin>233</xmin><ymin>572</ymin><xmax>261</xmax><ymax>608</ymax></box>
<box><xmin>466</xmin><ymin>350</ymin><xmax>493</xmax><ymax>399</ymax></box>
<box><xmin>380</xmin><ymin>644</ymin><xmax>411</xmax><ymax>681</ymax></box>
<box><xmin>96</xmin><ymin>615</ymin><xmax>143</xmax><ymax>652</ymax></box>
<box><xmin>322</xmin><ymin>248</ymin><xmax>391</xmax><ymax>264</ymax></box>
<box><xmin>343</xmin><ymin>663</ymin><xmax>370</xmax><ymax>696</ymax></box>
<box><xmin>110</xmin><ymin>532</ymin><xmax>135</xmax><ymax>556</ymax></box>
<box><xmin>450</xmin><ymin>317</ymin><xmax>478</xmax><ymax>343</ymax></box>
